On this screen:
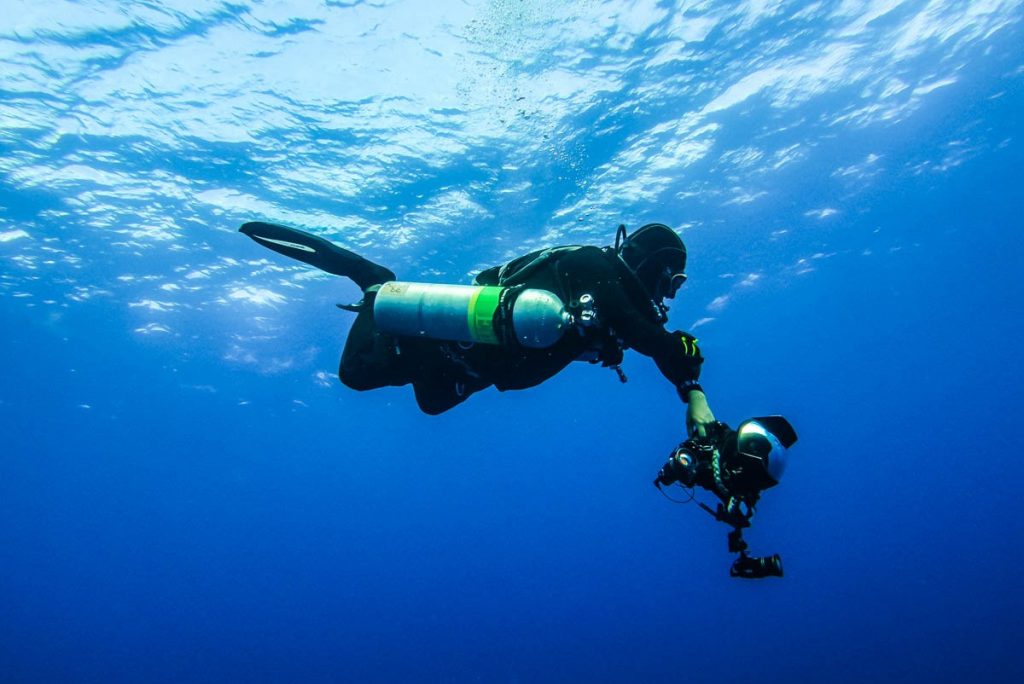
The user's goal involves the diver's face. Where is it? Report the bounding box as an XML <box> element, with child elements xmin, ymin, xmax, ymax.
<box><xmin>659</xmin><ymin>266</ymin><xmax>687</xmax><ymax>300</ymax></box>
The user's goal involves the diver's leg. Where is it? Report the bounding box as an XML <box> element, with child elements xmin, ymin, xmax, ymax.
<box><xmin>411</xmin><ymin>346</ymin><xmax>492</xmax><ymax>415</ymax></box>
<box><xmin>240</xmin><ymin>221</ymin><xmax>394</xmax><ymax>290</ymax></box>
<box><xmin>413</xmin><ymin>375</ymin><xmax>474</xmax><ymax>415</ymax></box>
<box><xmin>340</xmin><ymin>311</ymin><xmax>492</xmax><ymax>411</ymax></box>
<box><xmin>338</xmin><ymin>305</ymin><xmax>411</xmax><ymax>390</ymax></box>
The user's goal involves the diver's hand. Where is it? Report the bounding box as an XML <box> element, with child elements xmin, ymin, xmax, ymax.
<box><xmin>685</xmin><ymin>390</ymin><xmax>716</xmax><ymax>439</ymax></box>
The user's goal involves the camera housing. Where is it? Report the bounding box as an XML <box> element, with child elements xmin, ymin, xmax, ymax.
<box><xmin>654</xmin><ymin>416</ymin><xmax>797</xmax><ymax>579</ymax></box>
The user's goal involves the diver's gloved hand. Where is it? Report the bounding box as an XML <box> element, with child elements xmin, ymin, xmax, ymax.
<box><xmin>679</xmin><ymin>332</ymin><xmax>701</xmax><ymax>359</ymax></box>
<box><xmin>685</xmin><ymin>390</ymin><xmax>716</xmax><ymax>439</ymax></box>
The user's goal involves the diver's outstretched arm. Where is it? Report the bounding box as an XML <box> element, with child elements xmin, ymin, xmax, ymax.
<box><xmin>240</xmin><ymin>221</ymin><xmax>395</xmax><ymax>290</ymax></box>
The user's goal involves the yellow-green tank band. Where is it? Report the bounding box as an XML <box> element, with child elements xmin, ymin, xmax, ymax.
<box><xmin>467</xmin><ymin>286</ymin><xmax>502</xmax><ymax>344</ymax></box>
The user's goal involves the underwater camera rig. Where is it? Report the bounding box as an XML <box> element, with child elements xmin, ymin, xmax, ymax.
<box><xmin>653</xmin><ymin>416</ymin><xmax>798</xmax><ymax>579</ymax></box>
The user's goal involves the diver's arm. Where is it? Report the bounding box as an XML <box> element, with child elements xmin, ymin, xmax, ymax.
<box><xmin>684</xmin><ymin>388</ymin><xmax>716</xmax><ymax>439</ymax></box>
<box><xmin>577</xmin><ymin>251</ymin><xmax>715</xmax><ymax>434</ymax></box>
<box><xmin>598</xmin><ymin>285</ymin><xmax>715</xmax><ymax>435</ymax></box>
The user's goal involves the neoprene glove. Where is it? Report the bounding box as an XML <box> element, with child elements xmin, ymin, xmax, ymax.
<box><xmin>679</xmin><ymin>332</ymin><xmax>701</xmax><ymax>359</ymax></box>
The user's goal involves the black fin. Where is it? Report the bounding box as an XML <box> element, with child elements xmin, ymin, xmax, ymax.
<box><xmin>239</xmin><ymin>221</ymin><xmax>395</xmax><ymax>289</ymax></box>
<box><xmin>335</xmin><ymin>284</ymin><xmax>382</xmax><ymax>313</ymax></box>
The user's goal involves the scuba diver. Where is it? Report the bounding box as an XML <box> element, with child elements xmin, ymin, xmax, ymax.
<box><xmin>239</xmin><ymin>221</ymin><xmax>716</xmax><ymax>437</ymax></box>
<box><xmin>241</xmin><ymin>221</ymin><xmax>799</xmax><ymax>577</ymax></box>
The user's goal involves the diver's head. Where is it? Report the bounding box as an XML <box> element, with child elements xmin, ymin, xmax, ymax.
<box><xmin>618</xmin><ymin>223</ymin><xmax>687</xmax><ymax>301</ymax></box>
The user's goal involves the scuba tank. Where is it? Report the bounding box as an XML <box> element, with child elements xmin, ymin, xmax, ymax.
<box><xmin>372</xmin><ymin>281</ymin><xmax>572</xmax><ymax>349</ymax></box>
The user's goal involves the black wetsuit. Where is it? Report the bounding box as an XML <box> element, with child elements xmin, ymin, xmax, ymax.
<box><xmin>338</xmin><ymin>245</ymin><xmax>703</xmax><ymax>414</ymax></box>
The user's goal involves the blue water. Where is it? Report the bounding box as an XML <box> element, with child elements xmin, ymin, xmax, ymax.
<box><xmin>2</xmin><ymin>1</ymin><xmax>1023</xmax><ymax>682</ymax></box>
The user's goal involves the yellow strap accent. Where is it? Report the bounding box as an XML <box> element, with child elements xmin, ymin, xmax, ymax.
<box><xmin>681</xmin><ymin>335</ymin><xmax>699</xmax><ymax>357</ymax></box>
